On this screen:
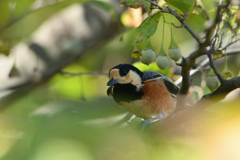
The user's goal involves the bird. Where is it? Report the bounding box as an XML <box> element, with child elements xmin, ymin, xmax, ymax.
<box><xmin>107</xmin><ymin>63</ymin><xmax>179</xmax><ymax>130</ymax></box>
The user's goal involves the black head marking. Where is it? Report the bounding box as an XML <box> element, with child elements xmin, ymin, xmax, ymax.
<box><xmin>109</xmin><ymin>64</ymin><xmax>143</xmax><ymax>77</ymax></box>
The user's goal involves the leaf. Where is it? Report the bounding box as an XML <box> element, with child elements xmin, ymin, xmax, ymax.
<box><xmin>212</xmin><ymin>50</ymin><xmax>223</xmax><ymax>59</ymax></box>
<box><xmin>222</xmin><ymin>70</ymin><xmax>234</xmax><ymax>79</ymax></box>
<box><xmin>120</xmin><ymin>0</ymin><xmax>151</xmax><ymax>14</ymax></box>
<box><xmin>131</xmin><ymin>45</ymin><xmax>142</xmax><ymax>58</ymax></box>
<box><xmin>134</xmin><ymin>12</ymin><xmax>161</xmax><ymax>44</ymax></box>
<box><xmin>164</xmin><ymin>0</ymin><xmax>196</xmax><ymax>14</ymax></box>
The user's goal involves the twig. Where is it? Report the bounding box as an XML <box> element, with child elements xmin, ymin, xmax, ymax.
<box><xmin>146</xmin><ymin>0</ymin><xmax>166</xmax><ymax>11</ymax></box>
<box><xmin>221</xmin><ymin>37</ymin><xmax>240</xmax><ymax>51</ymax></box>
<box><xmin>171</xmin><ymin>23</ymin><xmax>185</xmax><ymax>28</ymax></box>
<box><xmin>207</xmin><ymin>50</ymin><xmax>225</xmax><ymax>83</ymax></box>
<box><xmin>202</xmin><ymin>76</ymin><xmax>240</xmax><ymax>100</ymax></box>
<box><xmin>211</xmin><ymin>20</ymin><xmax>221</xmax><ymax>49</ymax></box>
<box><xmin>197</xmin><ymin>0</ymin><xmax>210</xmax><ymax>20</ymax></box>
<box><xmin>166</xmin><ymin>6</ymin><xmax>201</xmax><ymax>44</ymax></box>
<box><xmin>146</xmin><ymin>0</ymin><xmax>201</xmax><ymax>43</ymax></box>
<box><xmin>174</xmin><ymin>50</ymin><xmax>240</xmax><ymax>86</ymax></box>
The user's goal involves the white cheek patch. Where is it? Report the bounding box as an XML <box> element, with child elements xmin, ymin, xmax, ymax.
<box><xmin>110</xmin><ymin>69</ymin><xmax>143</xmax><ymax>90</ymax></box>
<box><xmin>129</xmin><ymin>71</ymin><xmax>143</xmax><ymax>91</ymax></box>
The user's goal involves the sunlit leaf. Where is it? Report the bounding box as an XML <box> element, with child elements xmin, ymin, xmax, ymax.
<box><xmin>164</xmin><ymin>0</ymin><xmax>196</xmax><ymax>14</ymax></box>
<box><xmin>134</xmin><ymin>12</ymin><xmax>161</xmax><ymax>44</ymax></box>
<box><xmin>222</xmin><ymin>70</ymin><xmax>234</xmax><ymax>79</ymax></box>
<box><xmin>131</xmin><ymin>45</ymin><xmax>142</xmax><ymax>58</ymax></box>
<box><xmin>120</xmin><ymin>0</ymin><xmax>151</xmax><ymax>13</ymax></box>
<box><xmin>212</xmin><ymin>50</ymin><xmax>223</xmax><ymax>59</ymax></box>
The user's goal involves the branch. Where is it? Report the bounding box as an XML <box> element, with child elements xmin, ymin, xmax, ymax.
<box><xmin>166</xmin><ymin>6</ymin><xmax>201</xmax><ymax>44</ymax></box>
<box><xmin>146</xmin><ymin>76</ymin><xmax>240</xmax><ymax>135</ymax></box>
<box><xmin>201</xmin><ymin>76</ymin><xmax>240</xmax><ymax>101</ymax></box>
<box><xmin>174</xmin><ymin>50</ymin><xmax>240</xmax><ymax>86</ymax></box>
<box><xmin>174</xmin><ymin>2</ymin><xmax>231</xmax><ymax>109</ymax></box>
<box><xmin>221</xmin><ymin>36</ymin><xmax>240</xmax><ymax>51</ymax></box>
<box><xmin>0</xmin><ymin>2</ymin><xmax>124</xmax><ymax>112</ymax></box>
<box><xmin>146</xmin><ymin>0</ymin><xmax>166</xmax><ymax>11</ymax></box>
<box><xmin>207</xmin><ymin>50</ymin><xmax>225</xmax><ymax>83</ymax></box>
<box><xmin>197</xmin><ymin>0</ymin><xmax>210</xmax><ymax>20</ymax></box>
<box><xmin>146</xmin><ymin>0</ymin><xmax>201</xmax><ymax>43</ymax></box>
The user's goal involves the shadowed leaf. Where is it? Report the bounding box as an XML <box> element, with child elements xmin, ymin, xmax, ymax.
<box><xmin>120</xmin><ymin>0</ymin><xmax>151</xmax><ymax>14</ymax></box>
<box><xmin>165</xmin><ymin>0</ymin><xmax>196</xmax><ymax>14</ymax></box>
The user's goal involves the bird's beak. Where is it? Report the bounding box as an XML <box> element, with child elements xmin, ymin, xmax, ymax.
<box><xmin>107</xmin><ymin>78</ymin><xmax>118</xmax><ymax>86</ymax></box>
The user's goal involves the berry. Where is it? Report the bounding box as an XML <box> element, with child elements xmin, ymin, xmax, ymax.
<box><xmin>168</xmin><ymin>47</ymin><xmax>181</xmax><ymax>61</ymax></box>
<box><xmin>140</xmin><ymin>49</ymin><xmax>156</xmax><ymax>65</ymax></box>
<box><xmin>206</xmin><ymin>75</ymin><xmax>219</xmax><ymax>91</ymax></box>
<box><xmin>156</xmin><ymin>55</ymin><xmax>169</xmax><ymax>70</ymax></box>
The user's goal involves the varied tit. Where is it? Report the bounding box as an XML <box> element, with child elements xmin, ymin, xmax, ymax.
<box><xmin>107</xmin><ymin>64</ymin><xmax>179</xmax><ymax>129</ymax></box>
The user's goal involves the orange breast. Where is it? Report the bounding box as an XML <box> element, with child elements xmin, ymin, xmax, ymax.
<box><xmin>142</xmin><ymin>79</ymin><xmax>176</xmax><ymax>118</ymax></box>
<box><xmin>119</xmin><ymin>79</ymin><xmax>176</xmax><ymax>119</ymax></box>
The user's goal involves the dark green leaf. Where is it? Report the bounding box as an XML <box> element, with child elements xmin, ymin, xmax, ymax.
<box><xmin>134</xmin><ymin>12</ymin><xmax>161</xmax><ymax>44</ymax></box>
<box><xmin>165</xmin><ymin>0</ymin><xmax>196</xmax><ymax>14</ymax></box>
<box><xmin>120</xmin><ymin>0</ymin><xmax>151</xmax><ymax>13</ymax></box>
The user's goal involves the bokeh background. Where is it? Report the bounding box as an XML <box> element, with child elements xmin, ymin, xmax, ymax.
<box><xmin>0</xmin><ymin>0</ymin><xmax>240</xmax><ymax>160</ymax></box>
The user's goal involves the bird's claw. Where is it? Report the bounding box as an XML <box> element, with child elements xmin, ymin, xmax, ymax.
<box><xmin>140</xmin><ymin>112</ymin><xmax>165</xmax><ymax>133</ymax></box>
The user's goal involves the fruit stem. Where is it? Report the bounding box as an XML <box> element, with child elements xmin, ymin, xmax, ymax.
<box><xmin>170</xmin><ymin>18</ymin><xmax>178</xmax><ymax>49</ymax></box>
<box><xmin>144</xmin><ymin>39</ymin><xmax>152</xmax><ymax>50</ymax></box>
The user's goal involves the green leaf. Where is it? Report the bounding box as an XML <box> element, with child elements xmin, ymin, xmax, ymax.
<box><xmin>134</xmin><ymin>12</ymin><xmax>161</xmax><ymax>44</ymax></box>
<box><xmin>120</xmin><ymin>0</ymin><xmax>151</xmax><ymax>14</ymax></box>
<box><xmin>212</xmin><ymin>50</ymin><xmax>223</xmax><ymax>59</ymax></box>
<box><xmin>164</xmin><ymin>0</ymin><xmax>196</xmax><ymax>14</ymax></box>
<box><xmin>131</xmin><ymin>45</ymin><xmax>142</xmax><ymax>58</ymax></box>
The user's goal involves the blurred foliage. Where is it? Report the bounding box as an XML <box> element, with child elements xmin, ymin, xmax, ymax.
<box><xmin>0</xmin><ymin>0</ymin><xmax>88</xmax><ymax>55</ymax></box>
<box><xmin>0</xmin><ymin>0</ymin><xmax>240</xmax><ymax>160</ymax></box>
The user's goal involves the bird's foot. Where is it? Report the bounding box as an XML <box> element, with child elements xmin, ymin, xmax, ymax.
<box><xmin>141</xmin><ymin>112</ymin><xmax>165</xmax><ymax>133</ymax></box>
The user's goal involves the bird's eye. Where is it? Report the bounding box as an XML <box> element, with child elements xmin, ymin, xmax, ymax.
<box><xmin>119</xmin><ymin>69</ymin><xmax>128</xmax><ymax>76</ymax></box>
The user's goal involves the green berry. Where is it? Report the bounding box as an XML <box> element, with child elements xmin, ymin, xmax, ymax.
<box><xmin>168</xmin><ymin>25</ymin><xmax>182</xmax><ymax>62</ymax></box>
<box><xmin>156</xmin><ymin>55</ymin><xmax>169</xmax><ymax>70</ymax></box>
<box><xmin>140</xmin><ymin>49</ymin><xmax>155</xmax><ymax>65</ymax></box>
<box><xmin>168</xmin><ymin>47</ymin><xmax>181</xmax><ymax>61</ymax></box>
<box><xmin>206</xmin><ymin>75</ymin><xmax>219</xmax><ymax>91</ymax></box>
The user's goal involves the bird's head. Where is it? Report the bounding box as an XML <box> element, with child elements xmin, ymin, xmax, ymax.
<box><xmin>107</xmin><ymin>64</ymin><xmax>143</xmax><ymax>90</ymax></box>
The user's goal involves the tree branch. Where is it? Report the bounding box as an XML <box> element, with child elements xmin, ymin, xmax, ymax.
<box><xmin>166</xmin><ymin>6</ymin><xmax>201</xmax><ymax>44</ymax></box>
<box><xmin>207</xmin><ymin>50</ymin><xmax>225</xmax><ymax>83</ymax></box>
<box><xmin>146</xmin><ymin>0</ymin><xmax>201</xmax><ymax>43</ymax></box>
<box><xmin>201</xmin><ymin>76</ymin><xmax>240</xmax><ymax>101</ymax></box>
<box><xmin>146</xmin><ymin>75</ymin><xmax>240</xmax><ymax>135</ymax></box>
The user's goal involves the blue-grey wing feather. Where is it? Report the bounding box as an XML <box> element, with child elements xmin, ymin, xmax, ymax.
<box><xmin>142</xmin><ymin>72</ymin><xmax>162</xmax><ymax>81</ymax></box>
<box><xmin>142</xmin><ymin>71</ymin><xmax>179</xmax><ymax>95</ymax></box>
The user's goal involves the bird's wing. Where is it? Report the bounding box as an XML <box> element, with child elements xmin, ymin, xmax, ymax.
<box><xmin>142</xmin><ymin>71</ymin><xmax>179</xmax><ymax>95</ymax></box>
